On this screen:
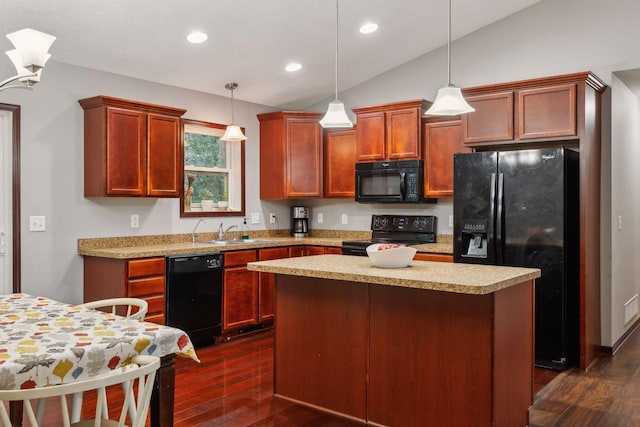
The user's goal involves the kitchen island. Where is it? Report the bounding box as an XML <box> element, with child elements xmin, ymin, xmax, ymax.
<box><xmin>247</xmin><ymin>254</ymin><xmax>540</xmax><ymax>427</ymax></box>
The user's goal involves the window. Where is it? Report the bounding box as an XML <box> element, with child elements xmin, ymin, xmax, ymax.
<box><xmin>180</xmin><ymin>119</ymin><xmax>245</xmax><ymax>217</ymax></box>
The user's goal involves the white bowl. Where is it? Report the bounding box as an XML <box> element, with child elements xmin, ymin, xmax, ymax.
<box><xmin>366</xmin><ymin>244</ymin><xmax>417</xmax><ymax>269</ymax></box>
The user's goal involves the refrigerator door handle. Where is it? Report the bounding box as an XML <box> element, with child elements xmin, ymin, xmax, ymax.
<box><xmin>489</xmin><ymin>173</ymin><xmax>496</xmax><ymax>263</ymax></box>
<box><xmin>496</xmin><ymin>173</ymin><xmax>504</xmax><ymax>263</ymax></box>
<box><xmin>399</xmin><ymin>171</ymin><xmax>406</xmax><ymax>199</ymax></box>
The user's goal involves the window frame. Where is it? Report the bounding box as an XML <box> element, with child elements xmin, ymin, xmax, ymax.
<box><xmin>180</xmin><ymin>118</ymin><xmax>246</xmax><ymax>218</ymax></box>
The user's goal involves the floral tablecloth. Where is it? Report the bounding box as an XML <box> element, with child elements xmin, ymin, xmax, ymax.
<box><xmin>0</xmin><ymin>293</ymin><xmax>199</xmax><ymax>390</ymax></box>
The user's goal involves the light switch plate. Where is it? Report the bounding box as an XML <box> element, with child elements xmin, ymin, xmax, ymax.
<box><xmin>317</xmin><ymin>213</ymin><xmax>324</xmax><ymax>224</ymax></box>
<box><xmin>29</xmin><ymin>216</ymin><xmax>46</xmax><ymax>232</ymax></box>
<box><xmin>251</xmin><ymin>212</ymin><xmax>260</xmax><ymax>224</ymax></box>
<box><xmin>341</xmin><ymin>214</ymin><xmax>348</xmax><ymax>225</ymax></box>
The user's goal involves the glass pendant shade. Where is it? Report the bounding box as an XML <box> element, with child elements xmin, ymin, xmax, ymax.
<box><xmin>6</xmin><ymin>28</ymin><xmax>56</xmax><ymax>72</ymax></box>
<box><xmin>425</xmin><ymin>85</ymin><xmax>475</xmax><ymax>116</ymax></box>
<box><xmin>6</xmin><ymin>50</ymin><xmax>41</xmax><ymax>86</ymax></box>
<box><xmin>320</xmin><ymin>100</ymin><xmax>353</xmax><ymax>128</ymax></box>
<box><xmin>221</xmin><ymin>124</ymin><xmax>247</xmax><ymax>142</ymax></box>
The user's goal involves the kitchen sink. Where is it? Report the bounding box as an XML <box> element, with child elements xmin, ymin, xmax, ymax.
<box><xmin>202</xmin><ymin>239</ymin><xmax>267</xmax><ymax>245</ymax></box>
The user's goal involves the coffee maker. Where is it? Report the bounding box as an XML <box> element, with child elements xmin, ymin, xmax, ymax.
<box><xmin>291</xmin><ymin>206</ymin><xmax>310</xmax><ymax>237</ymax></box>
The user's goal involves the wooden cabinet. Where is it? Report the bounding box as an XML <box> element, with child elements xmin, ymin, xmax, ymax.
<box><xmin>353</xmin><ymin>100</ymin><xmax>428</xmax><ymax>161</ymax></box>
<box><xmin>258</xmin><ymin>247</ymin><xmax>290</xmax><ymax>322</ymax></box>
<box><xmin>258</xmin><ymin>111</ymin><xmax>324</xmax><ymax>199</ymax></box>
<box><xmin>289</xmin><ymin>246</ymin><xmax>340</xmax><ymax>257</ymax></box>
<box><xmin>83</xmin><ymin>256</ymin><xmax>166</xmax><ymax>324</ymax></box>
<box><xmin>422</xmin><ymin>119</ymin><xmax>471</xmax><ymax>197</ymax></box>
<box><xmin>517</xmin><ymin>84</ymin><xmax>577</xmax><ymax>140</ymax></box>
<box><xmin>413</xmin><ymin>253</ymin><xmax>453</xmax><ymax>262</ymax></box>
<box><xmin>79</xmin><ymin>96</ymin><xmax>186</xmax><ymax>197</ymax></box>
<box><xmin>223</xmin><ymin>250</ymin><xmax>258</xmax><ymax>331</ymax></box>
<box><xmin>323</xmin><ymin>128</ymin><xmax>357</xmax><ymax>198</ymax></box>
<box><xmin>461</xmin><ymin>83</ymin><xmax>577</xmax><ymax>146</ymax></box>
<box><xmin>462</xmin><ymin>92</ymin><xmax>514</xmax><ymax>144</ymax></box>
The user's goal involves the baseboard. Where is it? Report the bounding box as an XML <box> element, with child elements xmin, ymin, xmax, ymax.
<box><xmin>602</xmin><ymin>317</ymin><xmax>640</xmax><ymax>355</ymax></box>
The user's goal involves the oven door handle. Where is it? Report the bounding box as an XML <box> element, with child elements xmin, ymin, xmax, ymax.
<box><xmin>399</xmin><ymin>171</ymin><xmax>406</xmax><ymax>199</ymax></box>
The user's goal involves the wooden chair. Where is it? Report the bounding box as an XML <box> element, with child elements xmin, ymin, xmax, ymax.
<box><xmin>0</xmin><ymin>355</ymin><xmax>160</xmax><ymax>427</ymax></box>
<box><xmin>80</xmin><ymin>298</ymin><xmax>148</xmax><ymax>320</ymax></box>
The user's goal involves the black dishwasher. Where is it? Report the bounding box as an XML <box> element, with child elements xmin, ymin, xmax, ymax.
<box><xmin>166</xmin><ymin>252</ymin><xmax>223</xmax><ymax>347</ymax></box>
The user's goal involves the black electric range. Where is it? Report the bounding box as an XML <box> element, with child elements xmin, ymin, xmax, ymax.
<box><xmin>341</xmin><ymin>214</ymin><xmax>437</xmax><ymax>256</ymax></box>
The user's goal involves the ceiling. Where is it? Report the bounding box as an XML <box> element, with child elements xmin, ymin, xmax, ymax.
<box><xmin>0</xmin><ymin>0</ymin><xmax>542</xmax><ymax>109</ymax></box>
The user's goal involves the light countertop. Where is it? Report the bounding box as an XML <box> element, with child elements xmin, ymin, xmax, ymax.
<box><xmin>247</xmin><ymin>254</ymin><xmax>540</xmax><ymax>295</ymax></box>
<box><xmin>78</xmin><ymin>236</ymin><xmax>453</xmax><ymax>259</ymax></box>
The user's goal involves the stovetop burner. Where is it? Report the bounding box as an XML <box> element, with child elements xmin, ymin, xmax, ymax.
<box><xmin>341</xmin><ymin>215</ymin><xmax>437</xmax><ymax>256</ymax></box>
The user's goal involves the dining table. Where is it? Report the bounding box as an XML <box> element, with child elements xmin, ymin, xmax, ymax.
<box><xmin>0</xmin><ymin>293</ymin><xmax>199</xmax><ymax>427</ymax></box>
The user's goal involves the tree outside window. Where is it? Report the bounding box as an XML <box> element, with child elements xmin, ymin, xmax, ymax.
<box><xmin>181</xmin><ymin>119</ymin><xmax>245</xmax><ymax>217</ymax></box>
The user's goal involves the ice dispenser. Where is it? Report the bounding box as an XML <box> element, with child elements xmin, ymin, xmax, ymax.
<box><xmin>460</xmin><ymin>219</ymin><xmax>488</xmax><ymax>259</ymax></box>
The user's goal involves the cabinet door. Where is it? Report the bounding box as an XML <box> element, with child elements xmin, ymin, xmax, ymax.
<box><xmin>518</xmin><ymin>84</ymin><xmax>577</xmax><ymax>140</ymax></box>
<box><xmin>305</xmin><ymin>246</ymin><xmax>325</xmax><ymax>256</ymax></box>
<box><xmin>356</xmin><ymin>111</ymin><xmax>386</xmax><ymax>161</ymax></box>
<box><xmin>423</xmin><ymin>120</ymin><xmax>470</xmax><ymax>197</ymax></box>
<box><xmin>289</xmin><ymin>246</ymin><xmax>305</xmax><ymax>258</ymax></box>
<box><xmin>386</xmin><ymin>107</ymin><xmax>421</xmax><ymax>160</ymax></box>
<box><xmin>462</xmin><ymin>92</ymin><xmax>514</xmax><ymax>145</ymax></box>
<box><xmin>324</xmin><ymin>129</ymin><xmax>357</xmax><ymax>198</ymax></box>
<box><xmin>258</xmin><ymin>247</ymin><xmax>289</xmax><ymax>322</ymax></box>
<box><xmin>286</xmin><ymin>118</ymin><xmax>322</xmax><ymax>197</ymax></box>
<box><xmin>223</xmin><ymin>266</ymin><xmax>258</xmax><ymax>331</ymax></box>
<box><xmin>106</xmin><ymin>107</ymin><xmax>146</xmax><ymax>195</ymax></box>
<box><xmin>147</xmin><ymin>114</ymin><xmax>180</xmax><ymax>197</ymax></box>
<box><xmin>324</xmin><ymin>246</ymin><xmax>342</xmax><ymax>255</ymax></box>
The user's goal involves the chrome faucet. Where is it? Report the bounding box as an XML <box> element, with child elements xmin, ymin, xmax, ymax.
<box><xmin>218</xmin><ymin>223</ymin><xmax>239</xmax><ymax>240</ymax></box>
<box><xmin>192</xmin><ymin>219</ymin><xmax>206</xmax><ymax>244</ymax></box>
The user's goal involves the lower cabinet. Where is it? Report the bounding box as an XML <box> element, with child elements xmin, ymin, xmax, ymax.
<box><xmin>222</xmin><ymin>250</ymin><xmax>258</xmax><ymax>331</ymax></box>
<box><xmin>290</xmin><ymin>245</ymin><xmax>341</xmax><ymax>257</ymax></box>
<box><xmin>414</xmin><ymin>253</ymin><xmax>453</xmax><ymax>263</ymax></box>
<box><xmin>83</xmin><ymin>256</ymin><xmax>166</xmax><ymax>324</ymax></box>
<box><xmin>258</xmin><ymin>247</ymin><xmax>290</xmax><ymax>322</ymax></box>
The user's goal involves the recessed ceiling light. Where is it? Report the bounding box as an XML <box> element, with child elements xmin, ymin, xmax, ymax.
<box><xmin>359</xmin><ymin>22</ymin><xmax>379</xmax><ymax>34</ymax></box>
<box><xmin>187</xmin><ymin>31</ymin><xmax>208</xmax><ymax>44</ymax></box>
<box><xmin>285</xmin><ymin>62</ymin><xmax>302</xmax><ymax>72</ymax></box>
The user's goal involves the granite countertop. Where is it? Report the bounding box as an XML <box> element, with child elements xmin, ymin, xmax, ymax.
<box><xmin>247</xmin><ymin>254</ymin><xmax>540</xmax><ymax>295</ymax></box>
<box><xmin>78</xmin><ymin>234</ymin><xmax>453</xmax><ymax>259</ymax></box>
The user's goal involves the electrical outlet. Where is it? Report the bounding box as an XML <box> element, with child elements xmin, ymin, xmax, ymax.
<box><xmin>269</xmin><ymin>213</ymin><xmax>276</xmax><ymax>224</ymax></box>
<box><xmin>618</xmin><ymin>215</ymin><xmax>623</xmax><ymax>231</ymax></box>
<box><xmin>29</xmin><ymin>216</ymin><xmax>46</xmax><ymax>232</ymax></box>
<box><xmin>251</xmin><ymin>212</ymin><xmax>260</xmax><ymax>224</ymax></box>
<box><xmin>317</xmin><ymin>213</ymin><xmax>324</xmax><ymax>224</ymax></box>
<box><xmin>341</xmin><ymin>214</ymin><xmax>348</xmax><ymax>225</ymax></box>
<box><xmin>449</xmin><ymin>214</ymin><xmax>453</xmax><ymax>228</ymax></box>
<box><xmin>130</xmin><ymin>214</ymin><xmax>139</xmax><ymax>228</ymax></box>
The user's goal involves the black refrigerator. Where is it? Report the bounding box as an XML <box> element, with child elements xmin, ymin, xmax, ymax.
<box><xmin>453</xmin><ymin>147</ymin><xmax>579</xmax><ymax>370</ymax></box>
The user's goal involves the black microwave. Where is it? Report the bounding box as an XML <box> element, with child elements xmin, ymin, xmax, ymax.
<box><xmin>355</xmin><ymin>160</ymin><xmax>435</xmax><ymax>203</ymax></box>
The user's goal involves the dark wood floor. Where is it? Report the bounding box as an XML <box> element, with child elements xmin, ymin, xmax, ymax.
<box><xmin>35</xmin><ymin>326</ymin><xmax>640</xmax><ymax>426</ymax></box>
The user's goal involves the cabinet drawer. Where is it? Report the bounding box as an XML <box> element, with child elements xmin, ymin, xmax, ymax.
<box><xmin>145</xmin><ymin>294</ymin><xmax>166</xmax><ymax>316</ymax></box>
<box><xmin>413</xmin><ymin>253</ymin><xmax>453</xmax><ymax>262</ymax></box>
<box><xmin>128</xmin><ymin>276</ymin><xmax>165</xmax><ymax>297</ymax></box>
<box><xmin>225</xmin><ymin>249</ymin><xmax>257</xmax><ymax>267</ymax></box>
<box><xmin>259</xmin><ymin>247</ymin><xmax>290</xmax><ymax>261</ymax></box>
<box><xmin>128</xmin><ymin>257</ymin><xmax>165</xmax><ymax>278</ymax></box>
<box><xmin>325</xmin><ymin>247</ymin><xmax>342</xmax><ymax>254</ymax></box>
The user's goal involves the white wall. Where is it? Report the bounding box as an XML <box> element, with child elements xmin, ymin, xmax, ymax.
<box><xmin>608</xmin><ymin>75</ymin><xmax>640</xmax><ymax>346</ymax></box>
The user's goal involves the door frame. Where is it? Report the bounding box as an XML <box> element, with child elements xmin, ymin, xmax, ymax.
<box><xmin>0</xmin><ymin>103</ymin><xmax>20</xmax><ymax>293</ymax></box>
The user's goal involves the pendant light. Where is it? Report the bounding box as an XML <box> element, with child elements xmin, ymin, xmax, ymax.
<box><xmin>425</xmin><ymin>0</ymin><xmax>475</xmax><ymax>116</ymax></box>
<box><xmin>320</xmin><ymin>0</ymin><xmax>353</xmax><ymax>128</ymax></box>
<box><xmin>221</xmin><ymin>82</ymin><xmax>247</xmax><ymax>141</ymax></box>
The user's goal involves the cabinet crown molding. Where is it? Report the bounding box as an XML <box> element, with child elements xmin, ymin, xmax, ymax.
<box><xmin>78</xmin><ymin>95</ymin><xmax>187</xmax><ymax>117</ymax></box>
<box><xmin>461</xmin><ymin>71</ymin><xmax>607</xmax><ymax>96</ymax></box>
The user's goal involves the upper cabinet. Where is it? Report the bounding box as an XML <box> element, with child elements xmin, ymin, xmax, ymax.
<box><xmin>323</xmin><ymin>128</ymin><xmax>357</xmax><ymax>198</ymax></box>
<box><xmin>422</xmin><ymin>119</ymin><xmax>471</xmax><ymax>198</ymax></box>
<box><xmin>79</xmin><ymin>96</ymin><xmax>186</xmax><ymax>197</ymax></box>
<box><xmin>353</xmin><ymin>100</ymin><xmax>429</xmax><ymax>161</ymax></box>
<box><xmin>461</xmin><ymin>81</ymin><xmax>578</xmax><ymax>146</ymax></box>
<box><xmin>258</xmin><ymin>111</ymin><xmax>323</xmax><ymax>200</ymax></box>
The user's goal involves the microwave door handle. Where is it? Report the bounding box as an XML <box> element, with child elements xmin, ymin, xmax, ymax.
<box><xmin>399</xmin><ymin>171</ymin><xmax>406</xmax><ymax>199</ymax></box>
